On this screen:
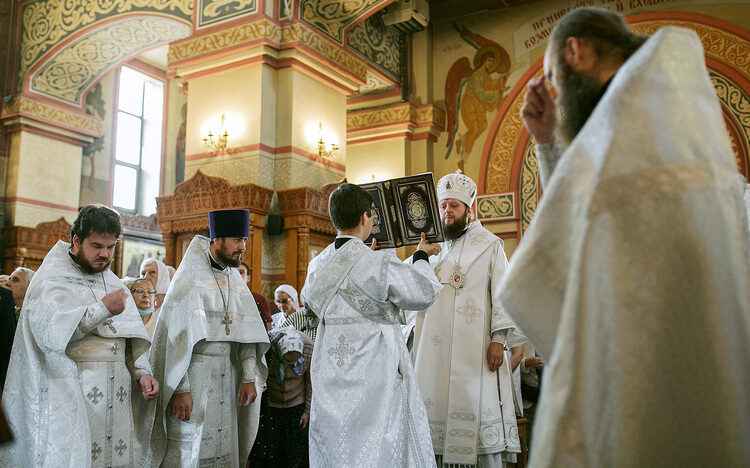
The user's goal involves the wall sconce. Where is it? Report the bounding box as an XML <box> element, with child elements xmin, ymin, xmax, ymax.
<box><xmin>203</xmin><ymin>114</ymin><xmax>229</xmax><ymax>151</ymax></box>
<box><xmin>317</xmin><ymin>122</ymin><xmax>338</xmax><ymax>159</ymax></box>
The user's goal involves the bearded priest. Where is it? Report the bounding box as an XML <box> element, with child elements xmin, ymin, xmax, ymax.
<box><xmin>411</xmin><ymin>171</ymin><xmax>526</xmax><ymax>468</ymax></box>
<box><xmin>145</xmin><ymin>209</ymin><xmax>269</xmax><ymax>467</ymax></box>
<box><xmin>1</xmin><ymin>204</ymin><xmax>158</xmax><ymax>467</ymax></box>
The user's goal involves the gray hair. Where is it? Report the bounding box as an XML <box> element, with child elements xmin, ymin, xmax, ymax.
<box><xmin>12</xmin><ymin>267</ymin><xmax>35</xmax><ymax>287</ymax></box>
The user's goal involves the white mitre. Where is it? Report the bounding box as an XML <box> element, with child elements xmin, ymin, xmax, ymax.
<box><xmin>436</xmin><ymin>169</ymin><xmax>477</xmax><ymax>207</ymax></box>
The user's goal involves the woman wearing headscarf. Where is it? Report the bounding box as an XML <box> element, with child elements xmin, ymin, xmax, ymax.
<box><xmin>249</xmin><ymin>326</ymin><xmax>312</xmax><ymax>467</ymax></box>
<box><xmin>125</xmin><ymin>277</ymin><xmax>159</xmax><ymax>339</ymax></box>
<box><xmin>140</xmin><ymin>258</ymin><xmax>170</xmax><ymax>310</ymax></box>
<box><xmin>271</xmin><ymin>284</ymin><xmax>298</xmax><ymax>329</ymax></box>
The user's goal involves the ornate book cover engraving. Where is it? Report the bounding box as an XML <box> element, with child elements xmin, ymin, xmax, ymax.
<box><xmin>360</xmin><ymin>173</ymin><xmax>444</xmax><ymax>248</ymax></box>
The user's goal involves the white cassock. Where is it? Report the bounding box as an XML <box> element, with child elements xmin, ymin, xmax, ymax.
<box><xmin>144</xmin><ymin>236</ymin><xmax>269</xmax><ymax>468</ymax></box>
<box><xmin>301</xmin><ymin>237</ymin><xmax>442</xmax><ymax>468</ymax></box>
<box><xmin>499</xmin><ymin>27</ymin><xmax>750</xmax><ymax>466</ymax></box>
<box><xmin>1</xmin><ymin>241</ymin><xmax>153</xmax><ymax>467</ymax></box>
<box><xmin>411</xmin><ymin>220</ymin><xmax>525</xmax><ymax>468</ymax></box>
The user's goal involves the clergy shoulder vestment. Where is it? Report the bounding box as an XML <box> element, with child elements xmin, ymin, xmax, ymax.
<box><xmin>301</xmin><ymin>237</ymin><xmax>442</xmax><ymax>468</ymax></box>
<box><xmin>412</xmin><ymin>220</ymin><xmax>525</xmax><ymax>467</ymax></box>
<box><xmin>145</xmin><ymin>235</ymin><xmax>269</xmax><ymax>468</ymax></box>
<box><xmin>1</xmin><ymin>241</ymin><xmax>152</xmax><ymax>468</ymax></box>
<box><xmin>499</xmin><ymin>28</ymin><xmax>750</xmax><ymax>467</ymax></box>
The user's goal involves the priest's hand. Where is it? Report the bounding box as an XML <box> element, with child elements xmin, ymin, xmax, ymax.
<box><xmin>238</xmin><ymin>382</ymin><xmax>257</xmax><ymax>406</ymax></box>
<box><xmin>417</xmin><ymin>232</ymin><xmax>441</xmax><ymax>256</ymax></box>
<box><xmin>300</xmin><ymin>412</ymin><xmax>310</xmax><ymax>429</ymax></box>
<box><xmin>172</xmin><ymin>392</ymin><xmax>193</xmax><ymax>421</ymax></box>
<box><xmin>486</xmin><ymin>342</ymin><xmax>504</xmax><ymax>372</ymax></box>
<box><xmin>521</xmin><ymin>76</ymin><xmax>557</xmax><ymax>145</ymax></box>
<box><xmin>102</xmin><ymin>289</ymin><xmax>128</xmax><ymax>316</ymax></box>
<box><xmin>138</xmin><ymin>375</ymin><xmax>159</xmax><ymax>400</ymax></box>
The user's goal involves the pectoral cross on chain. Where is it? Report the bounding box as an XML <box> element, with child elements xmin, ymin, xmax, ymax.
<box><xmin>222</xmin><ymin>313</ymin><xmax>232</xmax><ymax>335</ymax></box>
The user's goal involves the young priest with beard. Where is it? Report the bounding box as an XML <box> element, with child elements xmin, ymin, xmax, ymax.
<box><xmin>145</xmin><ymin>209</ymin><xmax>269</xmax><ymax>467</ymax></box>
<box><xmin>410</xmin><ymin>171</ymin><xmax>525</xmax><ymax>468</ymax></box>
<box><xmin>2</xmin><ymin>204</ymin><xmax>158</xmax><ymax>467</ymax></box>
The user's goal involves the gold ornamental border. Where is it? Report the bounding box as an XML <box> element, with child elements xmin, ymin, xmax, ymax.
<box><xmin>347</xmin><ymin>102</ymin><xmax>445</xmax><ymax>132</ymax></box>
<box><xmin>168</xmin><ymin>19</ymin><xmax>368</xmax><ymax>81</ymax></box>
<box><xmin>1</xmin><ymin>95</ymin><xmax>102</xmax><ymax>137</ymax></box>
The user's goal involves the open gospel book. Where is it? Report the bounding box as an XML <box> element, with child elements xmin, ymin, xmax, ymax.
<box><xmin>359</xmin><ymin>173</ymin><xmax>444</xmax><ymax>248</ymax></box>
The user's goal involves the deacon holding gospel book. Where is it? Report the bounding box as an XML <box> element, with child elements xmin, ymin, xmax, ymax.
<box><xmin>301</xmin><ymin>183</ymin><xmax>442</xmax><ymax>468</ymax></box>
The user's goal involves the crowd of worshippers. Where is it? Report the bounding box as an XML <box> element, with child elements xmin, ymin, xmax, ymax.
<box><xmin>1</xmin><ymin>7</ymin><xmax>749</xmax><ymax>468</ymax></box>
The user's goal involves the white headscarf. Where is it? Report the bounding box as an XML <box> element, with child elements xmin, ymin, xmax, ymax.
<box><xmin>140</xmin><ymin>258</ymin><xmax>171</xmax><ymax>295</ymax></box>
<box><xmin>274</xmin><ymin>284</ymin><xmax>299</xmax><ymax>310</ymax></box>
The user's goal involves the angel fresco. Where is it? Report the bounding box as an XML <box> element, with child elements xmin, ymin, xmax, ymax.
<box><xmin>444</xmin><ymin>25</ymin><xmax>511</xmax><ymax>170</ymax></box>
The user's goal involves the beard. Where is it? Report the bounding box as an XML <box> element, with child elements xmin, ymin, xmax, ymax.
<box><xmin>74</xmin><ymin>250</ymin><xmax>112</xmax><ymax>274</ymax></box>
<box><xmin>216</xmin><ymin>246</ymin><xmax>242</xmax><ymax>267</ymax></box>
<box><xmin>443</xmin><ymin>213</ymin><xmax>469</xmax><ymax>240</ymax></box>
<box><xmin>556</xmin><ymin>58</ymin><xmax>604</xmax><ymax>146</ymax></box>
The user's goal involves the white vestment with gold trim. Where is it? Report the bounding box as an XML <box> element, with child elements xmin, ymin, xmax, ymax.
<box><xmin>412</xmin><ymin>221</ymin><xmax>525</xmax><ymax>467</ymax></box>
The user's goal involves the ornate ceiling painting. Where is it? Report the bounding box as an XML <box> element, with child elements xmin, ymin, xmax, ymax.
<box><xmin>30</xmin><ymin>17</ymin><xmax>190</xmax><ymax>106</ymax></box>
<box><xmin>481</xmin><ymin>12</ymin><xmax>750</xmax><ymax>241</ymax></box>
<box><xmin>17</xmin><ymin>0</ymin><xmax>192</xmax><ymax>92</ymax></box>
<box><xmin>196</xmin><ymin>0</ymin><xmax>258</xmax><ymax>29</ymax></box>
<box><xmin>347</xmin><ymin>13</ymin><xmax>402</xmax><ymax>81</ymax></box>
<box><xmin>299</xmin><ymin>0</ymin><xmax>391</xmax><ymax>44</ymax></box>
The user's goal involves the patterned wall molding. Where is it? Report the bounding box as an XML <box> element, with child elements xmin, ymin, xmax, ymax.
<box><xmin>17</xmin><ymin>0</ymin><xmax>192</xmax><ymax>91</ymax></box>
<box><xmin>629</xmin><ymin>19</ymin><xmax>750</xmax><ymax>84</ymax></box>
<box><xmin>197</xmin><ymin>0</ymin><xmax>258</xmax><ymax>29</ymax></box>
<box><xmin>167</xmin><ymin>19</ymin><xmax>369</xmax><ymax>84</ymax></box>
<box><xmin>347</xmin><ymin>101</ymin><xmax>445</xmax><ymax>143</ymax></box>
<box><xmin>348</xmin><ymin>13</ymin><xmax>402</xmax><ymax>80</ymax></box>
<box><xmin>519</xmin><ymin>144</ymin><xmax>538</xmax><ymax>235</ymax></box>
<box><xmin>299</xmin><ymin>0</ymin><xmax>388</xmax><ymax>44</ymax></box>
<box><xmin>347</xmin><ymin>102</ymin><xmax>445</xmax><ymax>131</ymax></box>
<box><xmin>475</xmin><ymin>192</ymin><xmax>515</xmax><ymax>222</ymax></box>
<box><xmin>30</xmin><ymin>17</ymin><xmax>190</xmax><ymax>106</ymax></box>
<box><xmin>1</xmin><ymin>95</ymin><xmax>103</xmax><ymax>137</ymax></box>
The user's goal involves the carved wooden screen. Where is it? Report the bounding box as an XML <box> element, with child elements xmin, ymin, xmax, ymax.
<box><xmin>276</xmin><ymin>181</ymin><xmax>342</xmax><ymax>292</ymax></box>
<box><xmin>3</xmin><ymin>217</ymin><xmax>72</xmax><ymax>273</ymax></box>
<box><xmin>155</xmin><ymin>170</ymin><xmax>273</xmax><ymax>291</ymax></box>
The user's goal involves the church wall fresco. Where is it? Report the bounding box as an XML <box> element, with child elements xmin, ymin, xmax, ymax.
<box><xmin>79</xmin><ymin>74</ymin><xmax>114</xmax><ymax>208</ymax></box>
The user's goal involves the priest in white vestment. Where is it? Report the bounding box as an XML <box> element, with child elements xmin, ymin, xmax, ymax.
<box><xmin>508</xmin><ymin>8</ymin><xmax>750</xmax><ymax>466</ymax></box>
<box><xmin>145</xmin><ymin>209</ymin><xmax>269</xmax><ymax>468</ymax></box>
<box><xmin>300</xmin><ymin>183</ymin><xmax>443</xmax><ymax>468</ymax></box>
<box><xmin>411</xmin><ymin>171</ymin><xmax>525</xmax><ymax>468</ymax></box>
<box><xmin>1</xmin><ymin>204</ymin><xmax>158</xmax><ymax>467</ymax></box>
